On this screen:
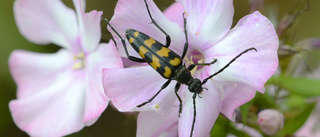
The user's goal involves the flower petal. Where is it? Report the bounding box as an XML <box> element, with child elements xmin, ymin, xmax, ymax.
<box><xmin>9</xmin><ymin>50</ymin><xmax>73</xmax><ymax>98</ymax></box>
<box><xmin>9</xmin><ymin>50</ymin><xmax>87</xmax><ymax>136</ymax></box>
<box><xmin>179</xmin><ymin>79</ymin><xmax>222</xmax><ymax>137</ymax></box>
<box><xmin>177</xmin><ymin>0</ymin><xmax>234</xmax><ymax>48</ymax></box>
<box><xmin>216</xmin><ymin>81</ymin><xmax>257</xmax><ymax>120</ymax></box>
<box><xmin>109</xmin><ymin>0</ymin><xmax>185</xmax><ymax>57</ymax></box>
<box><xmin>163</xmin><ymin>2</ymin><xmax>185</xmax><ymax>29</ymax></box>
<box><xmin>73</xmin><ymin>0</ymin><xmax>102</xmax><ymax>53</ymax></box>
<box><xmin>204</xmin><ymin>11</ymin><xmax>278</xmax><ymax>92</ymax></box>
<box><xmin>84</xmin><ymin>42</ymin><xmax>123</xmax><ymax>122</ymax></box>
<box><xmin>9</xmin><ymin>72</ymin><xmax>86</xmax><ymax>136</ymax></box>
<box><xmin>73</xmin><ymin>0</ymin><xmax>86</xmax><ymax>13</ymax></box>
<box><xmin>137</xmin><ymin>105</ymin><xmax>179</xmax><ymax>137</ymax></box>
<box><xmin>14</xmin><ymin>0</ymin><xmax>78</xmax><ymax>49</ymax></box>
<box><xmin>102</xmin><ymin>66</ymin><xmax>177</xmax><ymax>113</ymax></box>
<box><xmin>83</xmin><ymin>117</ymin><xmax>99</xmax><ymax>126</ymax></box>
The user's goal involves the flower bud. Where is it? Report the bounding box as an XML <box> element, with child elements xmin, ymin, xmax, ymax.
<box><xmin>257</xmin><ymin>109</ymin><xmax>284</xmax><ymax>135</ymax></box>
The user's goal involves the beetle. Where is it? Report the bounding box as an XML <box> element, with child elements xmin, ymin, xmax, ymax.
<box><xmin>103</xmin><ymin>0</ymin><xmax>257</xmax><ymax>136</ymax></box>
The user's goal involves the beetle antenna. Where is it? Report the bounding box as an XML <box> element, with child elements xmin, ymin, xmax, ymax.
<box><xmin>102</xmin><ymin>18</ymin><xmax>124</xmax><ymax>41</ymax></box>
<box><xmin>201</xmin><ymin>47</ymin><xmax>257</xmax><ymax>85</ymax></box>
<box><xmin>102</xmin><ymin>17</ymin><xmax>124</xmax><ymax>50</ymax></box>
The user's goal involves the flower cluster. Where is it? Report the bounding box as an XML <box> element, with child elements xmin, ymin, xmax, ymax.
<box><xmin>103</xmin><ymin>0</ymin><xmax>278</xmax><ymax>136</ymax></box>
<box><xmin>9</xmin><ymin>0</ymin><xmax>289</xmax><ymax>136</ymax></box>
<box><xmin>9</xmin><ymin>0</ymin><xmax>122</xmax><ymax>136</ymax></box>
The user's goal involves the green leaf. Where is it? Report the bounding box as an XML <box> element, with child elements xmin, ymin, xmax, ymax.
<box><xmin>210</xmin><ymin>116</ymin><xmax>229</xmax><ymax>137</ymax></box>
<box><xmin>240</xmin><ymin>99</ymin><xmax>254</xmax><ymax>125</ymax></box>
<box><xmin>284</xmin><ymin>95</ymin><xmax>307</xmax><ymax>109</ymax></box>
<box><xmin>211</xmin><ymin>115</ymin><xmax>251</xmax><ymax>137</ymax></box>
<box><xmin>280</xmin><ymin>103</ymin><xmax>316</xmax><ymax>136</ymax></box>
<box><xmin>253</xmin><ymin>92</ymin><xmax>277</xmax><ymax>109</ymax></box>
<box><xmin>270</xmin><ymin>75</ymin><xmax>320</xmax><ymax>97</ymax></box>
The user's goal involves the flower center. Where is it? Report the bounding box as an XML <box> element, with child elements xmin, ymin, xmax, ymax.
<box><xmin>184</xmin><ymin>50</ymin><xmax>206</xmax><ymax>75</ymax></box>
<box><xmin>72</xmin><ymin>52</ymin><xmax>86</xmax><ymax>70</ymax></box>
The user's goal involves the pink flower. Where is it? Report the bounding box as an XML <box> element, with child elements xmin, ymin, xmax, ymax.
<box><xmin>102</xmin><ymin>0</ymin><xmax>278</xmax><ymax>136</ymax></box>
<box><xmin>137</xmin><ymin>102</ymin><xmax>180</xmax><ymax>137</ymax></box>
<box><xmin>9</xmin><ymin>0</ymin><xmax>122</xmax><ymax>136</ymax></box>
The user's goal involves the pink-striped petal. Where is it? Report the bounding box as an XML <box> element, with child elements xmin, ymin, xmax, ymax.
<box><xmin>204</xmin><ymin>11</ymin><xmax>278</xmax><ymax>93</ymax></box>
<box><xmin>163</xmin><ymin>2</ymin><xmax>185</xmax><ymax>30</ymax></box>
<box><xmin>9</xmin><ymin>50</ymin><xmax>87</xmax><ymax>136</ymax></box>
<box><xmin>84</xmin><ymin>42</ymin><xmax>123</xmax><ymax>122</ymax></box>
<box><xmin>102</xmin><ymin>66</ymin><xmax>177</xmax><ymax>113</ymax></box>
<box><xmin>179</xmin><ymin>80</ymin><xmax>222</xmax><ymax>137</ymax></box>
<box><xmin>9</xmin><ymin>50</ymin><xmax>73</xmax><ymax>98</ymax></box>
<box><xmin>214</xmin><ymin>81</ymin><xmax>257</xmax><ymax>120</ymax></box>
<box><xmin>177</xmin><ymin>0</ymin><xmax>234</xmax><ymax>49</ymax></box>
<box><xmin>14</xmin><ymin>0</ymin><xmax>77</xmax><ymax>49</ymax></box>
<box><xmin>9</xmin><ymin>72</ymin><xmax>86</xmax><ymax>137</ymax></box>
<box><xmin>73</xmin><ymin>0</ymin><xmax>102</xmax><ymax>53</ymax></box>
<box><xmin>73</xmin><ymin>0</ymin><xmax>85</xmax><ymax>13</ymax></box>
<box><xmin>137</xmin><ymin>105</ymin><xmax>179</xmax><ymax>137</ymax></box>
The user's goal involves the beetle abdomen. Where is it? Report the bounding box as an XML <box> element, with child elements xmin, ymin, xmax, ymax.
<box><xmin>126</xmin><ymin>29</ymin><xmax>182</xmax><ymax>79</ymax></box>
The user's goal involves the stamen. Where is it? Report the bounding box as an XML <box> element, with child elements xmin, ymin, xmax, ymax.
<box><xmin>72</xmin><ymin>52</ymin><xmax>85</xmax><ymax>70</ymax></box>
<box><xmin>184</xmin><ymin>11</ymin><xmax>188</xmax><ymax>16</ymax></box>
<box><xmin>184</xmin><ymin>56</ymin><xmax>196</xmax><ymax>74</ymax></box>
<box><xmin>193</xmin><ymin>55</ymin><xmax>204</xmax><ymax>60</ymax></box>
<box><xmin>72</xmin><ymin>62</ymin><xmax>83</xmax><ymax>69</ymax></box>
<box><xmin>154</xmin><ymin>104</ymin><xmax>160</xmax><ymax>110</ymax></box>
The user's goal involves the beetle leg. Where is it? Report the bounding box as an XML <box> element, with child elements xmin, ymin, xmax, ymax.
<box><xmin>144</xmin><ymin>0</ymin><xmax>171</xmax><ymax>48</ymax></box>
<box><xmin>174</xmin><ymin>83</ymin><xmax>183</xmax><ymax>117</ymax></box>
<box><xmin>181</xmin><ymin>12</ymin><xmax>189</xmax><ymax>59</ymax></box>
<box><xmin>187</xmin><ymin>59</ymin><xmax>217</xmax><ymax>70</ymax></box>
<box><xmin>102</xmin><ymin>18</ymin><xmax>146</xmax><ymax>63</ymax></box>
<box><xmin>137</xmin><ymin>79</ymin><xmax>172</xmax><ymax>108</ymax></box>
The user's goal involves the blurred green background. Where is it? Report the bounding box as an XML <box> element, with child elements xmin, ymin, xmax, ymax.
<box><xmin>0</xmin><ymin>0</ymin><xmax>319</xmax><ymax>136</ymax></box>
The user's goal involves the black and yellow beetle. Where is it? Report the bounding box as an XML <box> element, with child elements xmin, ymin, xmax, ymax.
<box><xmin>104</xmin><ymin>0</ymin><xmax>257</xmax><ymax>136</ymax></box>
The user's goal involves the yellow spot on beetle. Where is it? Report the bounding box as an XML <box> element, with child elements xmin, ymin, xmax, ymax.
<box><xmin>156</xmin><ymin>47</ymin><xmax>170</xmax><ymax>57</ymax></box>
<box><xmin>163</xmin><ymin>66</ymin><xmax>171</xmax><ymax>78</ymax></box>
<box><xmin>134</xmin><ymin>31</ymin><xmax>139</xmax><ymax>37</ymax></box>
<box><xmin>169</xmin><ymin>57</ymin><xmax>181</xmax><ymax>66</ymax></box>
<box><xmin>138</xmin><ymin>46</ymin><xmax>148</xmax><ymax>58</ymax></box>
<box><xmin>144</xmin><ymin>38</ymin><xmax>156</xmax><ymax>48</ymax></box>
<box><xmin>129</xmin><ymin>38</ymin><xmax>135</xmax><ymax>44</ymax></box>
<box><xmin>150</xmin><ymin>55</ymin><xmax>161</xmax><ymax>70</ymax></box>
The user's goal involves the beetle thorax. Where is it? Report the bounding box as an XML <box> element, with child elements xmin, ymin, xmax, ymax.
<box><xmin>172</xmin><ymin>66</ymin><xmax>193</xmax><ymax>84</ymax></box>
